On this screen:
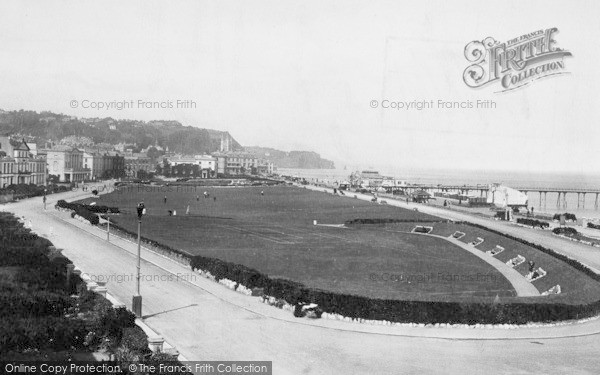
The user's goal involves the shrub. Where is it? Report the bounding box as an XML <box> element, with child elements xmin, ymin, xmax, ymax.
<box><xmin>516</xmin><ymin>218</ymin><xmax>550</xmax><ymax>229</ymax></box>
<box><xmin>588</xmin><ymin>222</ymin><xmax>600</xmax><ymax>230</ymax></box>
<box><xmin>0</xmin><ymin>291</ymin><xmax>72</xmax><ymax>317</ymax></box>
<box><xmin>552</xmin><ymin>227</ymin><xmax>578</xmax><ymax>236</ymax></box>
<box><xmin>55</xmin><ymin>200</ymin><xmax>116</xmax><ymax>224</ymax></box>
<box><xmin>0</xmin><ymin>317</ymin><xmax>87</xmax><ymax>352</ymax></box>
<box><xmin>345</xmin><ymin>218</ymin><xmax>447</xmax><ymax>225</ymax></box>
<box><xmin>553</xmin><ymin>213</ymin><xmax>577</xmax><ymax>221</ymax></box>
<box><xmin>120</xmin><ymin>326</ymin><xmax>149</xmax><ymax>353</ymax></box>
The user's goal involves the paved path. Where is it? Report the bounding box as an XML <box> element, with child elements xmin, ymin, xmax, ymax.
<box><xmin>410</xmin><ymin>232</ymin><xmax>540</xmax><ymax>297</ymax></box>
<box><xmin>314</xmin><ymin>185</ymin><xmax>600</xmax><ymax>273</ymax></box>
<box><xmin>3</xmin><ymin>188</ymin><xmax>600</xmax><ymax>374</ymax></box>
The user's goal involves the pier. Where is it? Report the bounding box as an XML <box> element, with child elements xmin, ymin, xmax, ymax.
<box><xmin>389</xmin><ymin>185</ymin><xmax>600</xmax><ymax>210</ymax></box>
<box><xmin>515</xmin><ymin>188</ymin><xmax>600</xmax><ymax>211</ymax></box>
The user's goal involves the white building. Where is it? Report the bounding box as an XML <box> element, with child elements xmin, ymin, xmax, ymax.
<box><xmin>45</xmin><ymin>146</ymin><xmax>88</xmax><ymax>183</ymax></box>
<box><xmin>167</xmin><ymin>155</ymin><xmax>217</xmax><ymax>171</ymax></box>
<box><xmin>487</xmin><ymin>184</ymin><xmax>528</xmax><ymax>208</ymax></box>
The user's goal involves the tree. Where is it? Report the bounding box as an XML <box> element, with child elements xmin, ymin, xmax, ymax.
<box><xmin>146</xmin><ymin>146</ymin><xmax>161</xmax><ymax>161</ymax></box>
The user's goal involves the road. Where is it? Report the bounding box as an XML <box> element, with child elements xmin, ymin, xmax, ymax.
<box><xmin>2</xmin><ymin>188</ymin><xmax>600</xmax><ymax>374</ymax></box>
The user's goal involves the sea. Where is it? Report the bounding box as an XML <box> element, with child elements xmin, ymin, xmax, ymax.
<box><xmin>277</xmin><ymin>167</ymin><xmax>600</xmax><ymax>220</ymax></box>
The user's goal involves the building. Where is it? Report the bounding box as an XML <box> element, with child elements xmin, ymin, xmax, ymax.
<box><xmin>0</xmin><ymin>139</ymin><xmax>46</xmax><ymax>187</ymax></box>
<box><xmin>83</xmin><ymin>151</ymin><xmax>103</xmax><ymax>180</ymax></box>
<box><xmin>81</xmin><ymin>149</ymin><xmax>126</xmax><ymax>180</ymax></box>
<box><xmin>0</xmin><ymin>136</ymin><xmax>13</xmax><ymax>156</ymax></box>
<box><xmin>487</xmin><ymin>184</ymin><xmax>528</xmax><ymax>208</ymax></box>
<box><xmin>13</xmin><ymin>141</ymin><xmax>46</xmax><ymax>185</ymax></box>
<box><xmin>212</xmin><ymin>151</ymin><xmax>259</xmax><ymax>176</ymax></box>
<box><xmin>410</xmin><ymin>189</ymin><xmax>433</xmax><ymax>203</ymax></box>
<box><xmin>257</xmin><ymin>159</ymin><xmax>274</xmax><ymax>175</ymax></box>
<box><xmin>100</xmin><ymin>152</ymin><xmax>125</xmax><ymax>179</ymax></box>
<box><xmin>168</xmin><ymin>155</ymin><xmax>216</xmax><ymax>170</ymax></box>
<box><xmin>0</xmin><ymin>156</ymin><xmax>15</xmax><ymax>188</ymax></box>
<box><xmin>164</xmin><ymin>155</ymin><xmax>216</xmax><ymax>178</ymax></box>
<box><xmin>45</xmin><ymin>146</ymin><xmax>88</xmax><ymax>183</ymax></box>
<box><xmin>125</xmin><ymin>154</ymin><xmax>155</xmax><ymax>178</ymax></box>
<box><xmin>357</xmin><ymin>170</ymin><xmax>384</xmax><ymax>188</ymax></box>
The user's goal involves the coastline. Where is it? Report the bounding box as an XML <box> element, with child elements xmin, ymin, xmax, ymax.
<box><xmin>278</xmin><ymin>167</ymin><xmax>600</xmax><ymax>220</ymax></box>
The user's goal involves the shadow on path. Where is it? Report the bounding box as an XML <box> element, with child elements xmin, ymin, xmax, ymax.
<box><xmin>143</xmin><ymin>303</ymin><xmax>199</xmax><ymax>319</ymax></box>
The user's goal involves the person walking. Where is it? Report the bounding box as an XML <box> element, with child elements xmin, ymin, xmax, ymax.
<box><xmin>164</xmin><ymin>195</ymin><xmax>167</xmax><ymax>204</ymax></box>
<box><xmin>43</xmin><ymin>195</ymin><xmax>47</xmax><ymax>210</ymax></box>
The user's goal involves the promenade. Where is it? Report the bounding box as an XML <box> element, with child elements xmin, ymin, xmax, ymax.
<box><xmin>2</xmin><ymin>187</ymin><xmax>600</xmax><ymax>374</ymax></box>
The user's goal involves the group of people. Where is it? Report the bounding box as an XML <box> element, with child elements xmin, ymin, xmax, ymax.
<box><xmin>163</xmin><ymin>191</ymin><xmax>220</xmax><ymax>216</ymax></box>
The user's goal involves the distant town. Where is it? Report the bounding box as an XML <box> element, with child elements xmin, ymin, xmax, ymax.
<box><xmin>0</xmin><ymin>109</ymin><xmax>334</xmax><ymax>188</ymax></box>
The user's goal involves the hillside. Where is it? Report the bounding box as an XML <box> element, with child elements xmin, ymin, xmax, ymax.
<box><xmin>246</xmin><ymin>146</ymin><xmax>335</xmax><ymax>169</ymax></box>
<box><xmin>0</xmin><ymin>109</ymin><xmax>333</xmax><ymax>169</ymax></box>
<box><xmin>0</xmin><ymin>110</ymin><xmax>242</xmax><ymax>155</ymax></box>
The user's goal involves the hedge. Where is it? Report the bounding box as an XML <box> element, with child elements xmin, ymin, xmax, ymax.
<box><xmin>0</xmin><ymin>183</ymin><xmax>70</xmax><ymax>200</ymax></box>
<box><xmin>189</xmin><ymin>252</ymin><xmax>600</xmax><ymax>324</ymax></box>
<box><xmin>345</xmin><ymin>218</ymin><xmax>448</xmax><ymax>225</ymax></box>
<box><xmin>0</xmin><ymin>212</ymin><xmax>146</xmax><ymax>357</ymax></box>
<box><xmin>55</xmin><ymin>200</ymin><xmax>101</xmax><ymax>225</ymax></box>
<box><xmin>588</xmin><ymin>222</ymin><xmax>600</xmax><ymax>230</ymax></box>
<box><xmin>457</xmin><ymin>221</ymin><xmax>599</xmax><ymax>283</ymax></box>
<box><xmin>553</xmin><ymin>213</ymin><xmax>577</xmax><ymax>221</ymax></box>
<box><xmin>552</xmin><ymin>227</ymin><xmax>578</xmax><ymax>236</ymax></box>
<box><xmin>0</xmin><ymin>291</ymin><xmax>73</xmax><ymax>317</ymax></box>
<box><xmin>516</xmin><ymin>218</ymin><xmax>550</xmax><ymax>229</ymax></box>
<box><xmin>102</xmin><ymin>215</ymin><xmax>600</xmax><ymax>325</ymax></box>
<box><xmin>0</xmin><ymin>316</ymin><xmax>88</xmax><ymax>352</ymax></box>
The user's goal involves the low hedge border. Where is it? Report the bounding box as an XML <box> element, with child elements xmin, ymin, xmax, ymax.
<box><xmin>55</xmin><ymin>200</ymin><xmax>116</xmax><ymax>225</ymax></box>
<box><xmin>56</xmin><ymin>199</ymin><xmax>119</xmax><ymax>214</ymax></box>
<box><xmin>102</xmin><ymin>217</ymin><xmax>600</xmax><ymax>325</ymax></box>
<box><xmin>457</xmin><ymin>221</ymin><xmax>600</xmax><ymax>283</ymax></box>
<box><xmin>516</xmin><ymin>218</ymin><xmax>550</xmax><ymax>229</ymax></box>
<box><xmin>552</xmin><ymin>227</ymin><xmax>578</xmax><ymax>236</ymax></box>
<box><xmin>345</xmin><ymin>218</ymin><xmax>449</xmax><ymax>225</ymax></box>
<box><xmin>587</xmin><ymin>222</ymin><xmax>600</xmax><ymax>230</ymax></box>
<box><xmin>99</xmin><ymin>221</ymin><xmax>192</xmax><ymax>266</ymax></box>
<box><xmin>553</xmin><ymin>213</ymin><xmax>577</xmax><ymax>222</ymax></box>
<box><xmin>0</xmin><ymin>183</ymin><xmax>70</xmax><ymax>200</ymax></box>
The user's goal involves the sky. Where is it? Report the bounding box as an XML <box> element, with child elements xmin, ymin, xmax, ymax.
<box><xmin>0</xmin><ymin>0</ymin><xmax>598</xmax><ymax>174</ymax></box>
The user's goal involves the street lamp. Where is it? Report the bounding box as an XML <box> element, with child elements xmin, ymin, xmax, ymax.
<box><xmin>43</xmin><ymin>188</ymin><xmax>47</xmax><ymax>210</ymax></box>
<box><xmin>132</xmin><ymin>201</ymin><xmax>146</xmax><ymax>317</ymax></box>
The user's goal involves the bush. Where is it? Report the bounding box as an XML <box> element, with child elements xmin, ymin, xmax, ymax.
<box><xmin>120</xmin><ymin>326</ymin><xmax>149</xmax><ymax>353</ymax></box>
<box><xmin>413</xmin><ymin>227</ymin><xmax>430</xmax><ymax>233</ymax></box>
<box><xmin>0</xmin><ymin>291</ymin><xmax>72</xmax><ymax>317</ymax></box>
<box><xmin>0</xmin><ymin>317</ymin><xmax>87</xmax><ymax>352</ymax></box>
<box><xmin>345</xmin><ymin>218</ymin><xmax>447</xmax><ymax>225</ymax></box>
<box><xmin>553</xmin><ymin>213</ymin><xmax>577</xmax><ymax>221</ymax></box>
<box><xmin>552</xmin><ymin>227</ymin><xmax>578</xmax><ymax>236</ymax></box>
<box><xmin>516</xmin><ymin>218</ymin><xmax>550</xmax><ymax>229</ymax></box>
<box><xmin>56</xmin><ymin>200</ymin><xmax>100</xmax><ymax>225</ymax></box>
<box><xmin>588</xmin><ymin>222</ymin><xmax>600</xmax><ymax>230</ymax></box>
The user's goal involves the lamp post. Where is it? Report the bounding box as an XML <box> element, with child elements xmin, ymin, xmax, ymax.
<box><xmin>43</xmin><ymin>188</ymin><xmax>47</xmax><ymax>210</ymax></box>
<box><xmin>106</xmin><ymin>212</ymin><xmax>111</xmax><ymax>242</ymax></box>
<box><xmin>132</xmin><ymin>202</ymin><xmax>145</xmax><ymax>317</ymax></box>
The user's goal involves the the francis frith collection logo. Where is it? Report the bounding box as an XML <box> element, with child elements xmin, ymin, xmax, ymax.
<box><xmin>463</xmin><ymin>28</ymin><xmax>572</xmax><ymax>92</ymax></box>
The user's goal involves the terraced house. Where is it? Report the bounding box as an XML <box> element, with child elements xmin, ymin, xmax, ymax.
<box><xmin>44</xmin><ymin>145</ymin><xmax>88</xmax><ymax>183</ymax></box>
<box><xmin>0</xmin><ymin>137</ymin><xmax>47</xmax><ymax>187</ymax></box>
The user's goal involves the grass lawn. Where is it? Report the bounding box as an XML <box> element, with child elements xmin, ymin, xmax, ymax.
<box><xmin>75</xmin><ymin>185</ymin><xmax>600</xmax><ymax>304</ymax></box>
